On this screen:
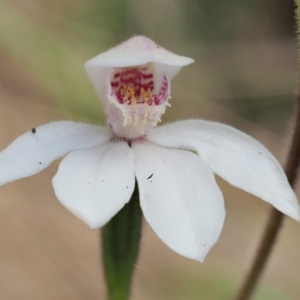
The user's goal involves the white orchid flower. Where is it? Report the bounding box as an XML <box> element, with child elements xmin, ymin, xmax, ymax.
<box><xmin>0</xmin><ymin>36</ymin><xmax>299</xmax><ymax>262</ymax></box>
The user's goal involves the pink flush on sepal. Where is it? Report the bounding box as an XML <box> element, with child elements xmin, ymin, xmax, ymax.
<box><xmin>85</xmin><ymin>36</ymin><xmax>194</xmax><ymax>139</ymax></box>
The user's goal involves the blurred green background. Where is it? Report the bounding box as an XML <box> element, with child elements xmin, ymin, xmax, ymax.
<box><xmin>0</xmin><ymin>0</ymin><xmax>299</xmax><ymax>299</ymax></box>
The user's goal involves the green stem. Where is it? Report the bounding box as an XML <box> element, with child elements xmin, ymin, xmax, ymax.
<box><xmin>101</xmin><ymin>183</ymin><xmax>142</xmax><ymax>300</ymax></box>
<box><xmin>234</xmin><ymin>55</ymin><xmax>300</xmax><ymax>300</ymax></box>
<box><xmin>234</xmin><ymin>3</ymin><xmax>300</xmax><ymax>299</ymax></box>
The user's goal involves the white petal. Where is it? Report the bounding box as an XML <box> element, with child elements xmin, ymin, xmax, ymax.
<box><xmin>132</xmin><ymin>141</ymin><xmax>225</xmax><ymax>262</ymax></box>
<box><xmin>148</xmin><ymin>120</ymin><xmax>300</xmax><ymax>221</ymax></box>
<box><xmin>0</xmin><ymin>121</ymin><xmax>110</xmax><ymax>186</ymax></box>
<box><xmin>85</xmin><ymin>36</ymin><xmax>194</xmax><ymax>68</ymax></box>
<box><xmin>52</xmin><ymin>141</ymin><xmax>135</xmax><ymax>228</ymax></box>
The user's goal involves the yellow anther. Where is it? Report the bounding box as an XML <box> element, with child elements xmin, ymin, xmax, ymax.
<box><xmin>166</xmin><ymin>102</ymin><xmax>171</xmax><ymax>107</ymax></box>
<box><xmin>125</xmin><ymin>86</ymin><xmax>135</xmax><ymax>97</ymax></box>
<box><xmin>141</xmin><ymin>87</ymin><xmax>153</xmax><ymax>103</ymax></box>
<box><xmin>122</xmin><ymin>86</ymin><xmax>137</xmax><ymax>104</ymax></box>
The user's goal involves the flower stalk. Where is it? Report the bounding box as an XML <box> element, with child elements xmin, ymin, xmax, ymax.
<box><xmin>102</xmin><ymin>183</ymin><xmax>142</xmax><ymax>300</ymax></box>
<box><xmin>235</xmin><ymin>4</ymin><xmax>300</xmax><ymax>298</ymax></box>
<box><xmin>235</xmin><ymin>95</ymin><xmax>300</xmax><ymax>300</ymax></box>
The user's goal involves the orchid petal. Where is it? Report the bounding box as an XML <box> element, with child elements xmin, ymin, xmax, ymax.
<box><xmin>132</xmin><ymin>141</ymin><xmax>225</xmax><ymax>262</ymax></box>
<box><xmin>52</xmin><ymin>141</ymin><xmax>135</xmax><ymax>228</ymax></box>
<box><xmin>0</xmin><ymin>121</ymin><xmax>110</xmax><ymax>186</ymax></box>
<box><xmin>85</xmin><ymin>35</ymin><xmax>194</xmax><ymax>69</ymax></box>
<box><xmin>148</xmin><ymin>120</ymin><xmax>300</xmax><ymax>221</ymax></box>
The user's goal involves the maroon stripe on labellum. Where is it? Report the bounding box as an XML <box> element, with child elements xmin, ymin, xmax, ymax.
<box><xmin>141</xmin><ymin>85</ymin><xmax>154</xmax><ymax>91</ymax></box>
<box><xmin>142</xmin><ymin>80</ymin><xmax>154</xmax><ymax>87</ymax></box>
<box><xmin>111</xmin><ymin>82</ymin><xmax>119</xmax><ymax>88</ymax></box>
<box><xmin>121</xmin><ymin>78</ymin><xmax>141</xmax><ymax>85</ymax></box>
<box><xmin>154</xmin><ymin>76</ymin><xmax>168</xmax><ymax>105</ymax></box>
<box><xmin>141</xmin><ymin>74</ymin><xmax>153</xmax><ymax>79</ymax></box>
<box><xmin>112</xmin><ymin>90</ymin><xmax>125</xmax><ymax>104</ymax></box>
<box><xmin>141</xmin><ymin>79</ymin><xmax>153</xmax><ymax>85</ymax></box>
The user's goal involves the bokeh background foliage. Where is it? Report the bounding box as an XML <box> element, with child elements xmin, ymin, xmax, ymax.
<box><xmin>0</xmin><ymin>0</ymin><xmax>299</xmax><ymax>299</ymax></box>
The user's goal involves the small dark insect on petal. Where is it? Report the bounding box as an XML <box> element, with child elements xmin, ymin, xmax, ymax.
<box><xmin>31</xmin><ymin>128</ymin><xmax>36</xmax><ymax>133</ymax></box>
<box><xmin>147</xmin><ymin>173</ymin><xmax>154</xmax><ymax>180</ymax></box>
<box><xmin>39</xmin><ymin>162</ymin><xmax>42</xmax><ymax>164</ymax></box>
